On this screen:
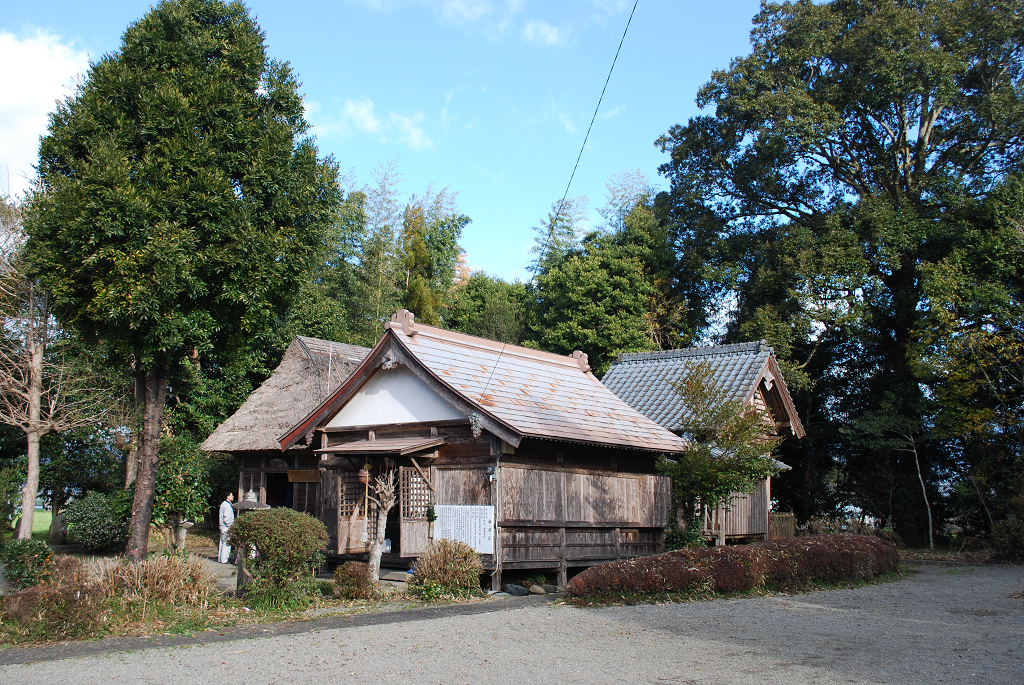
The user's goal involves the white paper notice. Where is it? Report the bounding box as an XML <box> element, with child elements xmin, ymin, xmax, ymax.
<box><xmin>434</xmin><ymin>505</ymin><xmax>494</xmax><ymax>554</ymax></box>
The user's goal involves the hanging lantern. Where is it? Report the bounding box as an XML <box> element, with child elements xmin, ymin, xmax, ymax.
<box><xmin>358</xmin><ymin>468</ymin><xmax>369</xmax><ymax>484</ymax></box>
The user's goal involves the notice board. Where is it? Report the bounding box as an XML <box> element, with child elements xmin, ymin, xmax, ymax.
<box><xmin>434</xmin><ymin>505</ymin><xmax>494</xmax><ymax>554</ymax></box>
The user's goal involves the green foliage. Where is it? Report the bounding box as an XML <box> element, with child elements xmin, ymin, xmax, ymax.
<box><xmin>0</xmin><ymin>539</ymin><xmax>55</xmax><ymax>589</ymax></box>
<box><xmin>332</xmin><ymin>561</ymin><xmax>374</xmax><ymax>600</ymax></box>
<box><xmin>990</xmin><ymin>517</ymin><xmax>1024</xmax><ymax>564</ymax></box>
<box><xmin>63</xmin><ymin>491</ymin><xmax>132</xmax><ymax>553</ymax></box>
<box><xmin>228</xmin><ymin>508</ymin><xmax>327</xmax><ymax>601</ymax></box>
<box><xmin>448</xmin><ymin>273</ymin><xmax>529</xmax><ymax>344</ymax></box>
<box><xmin>654</xmin><ymin>0</ymin><xmax>1024</xmax><ymax>537</ymax></box>
<box><xmin>527</xmin><ymin>187</ymin><xmax>685</xmax><ymax>375</ymax></box>
<box><xmin>39</xmin><ymin>427</ymin><xmax>124</xmax><ymax>519</ymax></box>
<box><xmin>25</xmin><ymin>0</ymin><xmax>340</xmax><ymax>384</ymax></box>
<box><xmin>658</xmin><ymin>361</ymin><xmax>781</xmax><ymax>533</ymax></box>
<box><xmin>410</xmin><ymin>538</ymin><xmax>483</xmax><ymax>597</ymax></box>
<box><xmin>152</xmin><ymin>435</ymin><xmax>211</xmax><ymax>526</ymax></box>
<box><xmin>0</xmin><ymin>464</ymin><xmax>23</xmax><ymax>534</ymax></box>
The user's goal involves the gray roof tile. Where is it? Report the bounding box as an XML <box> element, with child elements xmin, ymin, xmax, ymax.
<box><xmin>601</xmin><ymin>341</ymin><xmax>772</xmax><ymax>433</ymax></box>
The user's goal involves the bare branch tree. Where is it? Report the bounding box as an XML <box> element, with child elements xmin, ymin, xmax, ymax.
<box><xmin>365</xmin><ymin>467</ymin><xmax>397</xmax><ymax>584</ymax></box>
<box><xmin>0</xmin><ymin>194</ymin><xmax>117</xmax><ymax>539</ymax></box>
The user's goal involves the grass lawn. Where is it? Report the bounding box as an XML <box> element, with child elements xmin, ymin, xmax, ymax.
<box><xmin>7</xmin><ymin>508</ymin><xmax>53</xmax><ymax>540</ymax></box>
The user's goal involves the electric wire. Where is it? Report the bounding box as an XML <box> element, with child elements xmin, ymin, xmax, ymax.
<box><xmin>553</xmin><ymin>0</ymin><xmax>639</xmax><ymax>223</ymax></box>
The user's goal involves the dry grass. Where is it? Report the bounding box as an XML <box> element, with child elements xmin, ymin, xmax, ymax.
<box><xmin>104</xmin><ymin>556</ymin><xmax>217</xmax><ymax>610</ymax></box>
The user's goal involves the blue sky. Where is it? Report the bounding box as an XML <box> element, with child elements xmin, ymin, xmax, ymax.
<box><xmin>0</xmin><ymin>0</ymin><xmax>762</xmax><ymax>281</ymax></box>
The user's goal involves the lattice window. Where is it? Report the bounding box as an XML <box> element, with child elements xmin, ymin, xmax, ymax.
<box><xmin>339</xmin><ymin>470</ymin><xmax>363</xmax><ymax>517</ymax></box>
<box><xmin>401</xmin><ymin>467</ymin><xmax>430</xmax><ymax>520</ymax></box>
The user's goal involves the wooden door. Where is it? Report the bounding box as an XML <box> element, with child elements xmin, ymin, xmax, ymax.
<box><xmin>399</xmin><ymin>466</ymin><xmax>430</xmax><ymax>557</ymax></box>
<box><xmin>336</xmin><ymin>469</ymin><xmax>369</xmax><ymax>554</ymax></box>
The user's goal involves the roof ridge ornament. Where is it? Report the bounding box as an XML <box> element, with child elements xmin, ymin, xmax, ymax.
<box><xmin>391</xmin><ymin>309</ymin><xmax>417</xmax><ymax>336</ymax></box>
<box><xmin>572</xmin><ymin>350</ymin><xmax>591</xmax><ymax>374</ymax></box>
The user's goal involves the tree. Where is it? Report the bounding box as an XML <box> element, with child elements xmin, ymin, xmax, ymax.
<box><xmin>657</xmin><ymin>361</ymin><xmax>782</xmax><ymax>545</ymax></box>
<box><xmin>0</xmin><ymin>196</ymin><xmax>114</xmax><ymax>540</ymax></box>
<box><xmin>448</xmin><ymin>272</ymin><xmax>529</xmax><ymax>344</ymax></box>
<box><xmin>25</xmin><ymin>0</ymin><xmax>340</xmax><ymax>560</ymax></box>
<box><xmin>655</xmin><ymin>0</ymin><xmax>1024</xmax><ymax>537</ymax></box>
<box><xmin>365</xmin><ymin>468</ymin><xmax>397</xmax><ymax>584</ymax></box>
<box><xmin>38</xmin><ymin>426</ymin><xmax>125</xmax><ymax>537</ymax></box>
<box><xmin>152</xmin><ymin>434</ymin><xmax>211</xmax><ymax>552</ymax></box>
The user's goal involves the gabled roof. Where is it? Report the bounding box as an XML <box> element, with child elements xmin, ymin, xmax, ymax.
<box><xmin>280</xmin><ymin>312</ymin><xmax>687</xmax><ymax>454</ymax></box>
<box><xmin>601</xmin><ymin>341</ymin><xmax>805</xmax><ymax>438</ymax></box>
<box><xmin>200</xmin><ymin>336</ymin><xmax>370</xmax><ymax>452</ymax></box>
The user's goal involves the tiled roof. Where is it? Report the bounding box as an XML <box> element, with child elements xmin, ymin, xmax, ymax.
<box><xmin>282</xmin><ymin>316</ymin><xmax>687</xmax><ymax>455</ymax></box>
<box><xmin>601</xmin><ymin>341</ymin><xmax>773</xmax><ymax>433</ymax></box>
<box><xmin>391</xmin><ymin>325</ymin><xmax>687</xmax><ymax>453</ymax></box>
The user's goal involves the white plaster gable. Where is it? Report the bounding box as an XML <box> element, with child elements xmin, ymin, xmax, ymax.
<box><xmin>325</xmin><ymin>365</ymin><xmax>464</xmax><ymax>428</ymax></box>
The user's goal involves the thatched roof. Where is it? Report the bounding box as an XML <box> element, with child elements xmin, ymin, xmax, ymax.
<box><xmin>201</xmin><ymin>336</ymin><xmax>370</xmax><ymax>453</ymax></box>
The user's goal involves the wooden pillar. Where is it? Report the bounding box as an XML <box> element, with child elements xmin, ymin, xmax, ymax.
<box><xmin>558</xmin><ymin>526</ymin><xmax>567</xmax><ymax>587</ymax></box>
<box><xmin>614</xmin><ymin>526</ymin><xmax>621</xmax><ymax>561</ymax></box>
<box><xmin>717</xmin><ymin>504</ymin><xmax>726</xmax><ymax>546</ymax></box>
<box><xmin>491</xmin><ymin>459</ymin><xmax>502</xmax><ymax>592</ymax></box>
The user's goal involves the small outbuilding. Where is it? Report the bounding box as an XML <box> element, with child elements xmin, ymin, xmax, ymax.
<box><xmin>602</xmin><ymin>341</ymin><xmax>805</xmax><ymax>542</ymax></box>
<box><xmin>201</xmin><ymin>336</ymin><xmax>370</xmax><ymax>511</ymax></box>
<box><xmin>275</xmin><ymin>310</ymin><xmax>683</xmax><ymax>587</ymax></box>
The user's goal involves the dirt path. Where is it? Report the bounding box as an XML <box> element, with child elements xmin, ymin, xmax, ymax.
<box><xmin>2</xmin><ymin>562</ymin><xmax>1022</xmax><ymax>684</ymax></box>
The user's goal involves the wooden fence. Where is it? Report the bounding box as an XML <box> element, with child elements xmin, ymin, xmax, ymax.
<box><xmin>769</xmin><ymin>513</ymin><xmax>796</xmax><ymax>539</ymax></box>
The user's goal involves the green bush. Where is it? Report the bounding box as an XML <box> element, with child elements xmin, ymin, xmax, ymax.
<box><xmin>990</xmin><ymin>517</ymin><xmax>1024</xmax><ymax>564</ymax></box>
<box><xmin>63</xmin><ymin>490</ymin><xmax>131</xmax><ymax>553</ymax></box>
<box><xmin>228</xmin><ymin>508</ymin><xmax>327</xmax><ymax>606</ymax></box>
<box><xmin>1</xmin><ymin>539</ymin><xmax>55</xmax><ymax>589</ymax></box>
<box><xmin>410</xmin><ymin>539</ymin><xmax>483</xmax><ymax>597</ymax></box>
<box><xmin>333</xmin><ymin>561</ymin><xmax>374</xmax><ymax>600</ymax></box>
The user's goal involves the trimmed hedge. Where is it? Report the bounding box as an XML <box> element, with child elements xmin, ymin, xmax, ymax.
<box><xmin>568</xmin><ymin>534</ymin><xmax>899</xmax><ymax>598</ymax></box>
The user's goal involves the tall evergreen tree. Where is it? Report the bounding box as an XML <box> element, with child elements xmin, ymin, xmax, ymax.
<box><xmin>25</xmin><ymin>0</ymin><xmax>339</xmax><ymax>560</ymax></box>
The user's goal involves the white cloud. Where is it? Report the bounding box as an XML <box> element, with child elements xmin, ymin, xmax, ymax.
<box><xmin>600</xmin><ymin>103</ymin><xmax>626</xmax><ymax>118</ymax></box>
<box><xmin>342</xmin><ymin>97</ymin><xmax>384</xmax><ymax>134</ymax></box>
<box><xmin>0</xmin><ymin>30</ymin><xmax>89</xmax><ymax>197</ymax></box>
<box><xmin>521</xmin><ymin>19</ymin><xmax>568</xmax><ymax>47</ymax></box>
<box><xmin>354</xmin><ymin>0</ymin><xmax>524</xmax><ymax>38</ymax></box>
<box><xmin>545</xmin><ymin>97</ymin><xmax>577</xmax><ymax>134</ymax></box>
<box><xmin>437</xmin><ymin>0</ymin><xmax>492</xmax><ymax>25</ymax></box>
<box><xmin>390</xmin><ymin>112</ymin><xmax>433</xmax><ymax>150</ymax></box>
<box><xmin>308</xmin><ymin>96</ymin><xmax>433</xmax><ymax>151</ymax></box>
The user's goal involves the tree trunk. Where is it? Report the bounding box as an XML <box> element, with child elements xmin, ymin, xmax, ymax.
<box><xmin>366</xmin><ymin>501</ymin><xmax>390</xmax><ymax>584</ymax></box>
<box><xmin>125</xmin><ymin>372</ymin><xmax>145</xmax><ymax>487</ymax></box>
<box><xmin>125</xmin><ymin>367</ymin><xmax>169</xmax><ymax>562</ymax></box>
<box><xmin>16</xmin><ymin>288</ymin><xmax>45</xmax><ymax>541</ymax></box>
<box><xmin>910</xmin><ymin>436</ymin><xmax>934</xmax><ymax>550</ymax></box>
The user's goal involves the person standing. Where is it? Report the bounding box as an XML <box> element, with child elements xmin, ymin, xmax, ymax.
<box><xmin>218</xmin><ymin>491</ymin><xmax>235</xmax><ymax>563</ymax></box>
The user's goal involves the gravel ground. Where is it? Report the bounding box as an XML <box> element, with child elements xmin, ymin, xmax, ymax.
<box><xmin>2</xmin><ymin>562</ymin><xmax>1021</xmax><ymax>684</ymax></box>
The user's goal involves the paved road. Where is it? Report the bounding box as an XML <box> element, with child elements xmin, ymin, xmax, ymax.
<box><xmin>2</xmin><ymin>562</ymin><xmax>1021</xmax><ymax>684</ymax></box>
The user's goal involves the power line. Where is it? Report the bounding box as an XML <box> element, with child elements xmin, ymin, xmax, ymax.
<box><xmin>553</xmin><ymin>0</ymin><xmax>639</xmax><ymax>224</ymax></box>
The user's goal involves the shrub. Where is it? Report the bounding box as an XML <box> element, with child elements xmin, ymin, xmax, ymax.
<box><xmin>63</xmin><ymin>491</ymin><xmax>131</xmax><ymax>552</ymax></box>
<box><xmin>568</xmin><ymin>534</ymin><xmax>900</xmax><ymax>599</ymax></box>
<box><xmin>990</xmin><ymin>517</ymin><xmax>1024</xmax><ymax>564</ymax></box>
<box><xmin>333</xmin><ymin>561</ymin><xmax>374</xmax><ymax>600</ymax></box>
<box><xmin>412</xmin><ymin>539</ymin><xmax>483</xmax><ymax>594</ymax></box>
<box><xmin>103</xmin><ymin>556</ymin><xmax>217</xmax><ymax>610</ymax></box>
<box><xmin>0</xmin><ymin>555</ymin><xmax>108</xmax><ymax>642</ymax></box>
<box><xmin>228</xmin><ymin>508</ymin><xmax>328</xmax><ymax>605</ymax></box>
<box><xmin>1</xmin><ymin>539</ymin><xmax>55</xmax><ymax>589</ymax></box>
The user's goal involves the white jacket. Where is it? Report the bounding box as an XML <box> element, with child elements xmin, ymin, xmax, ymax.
<box><xmin>219</xmin><ymin>499</ymin><xmax>235</xmax><ymax>530</ymax></box>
